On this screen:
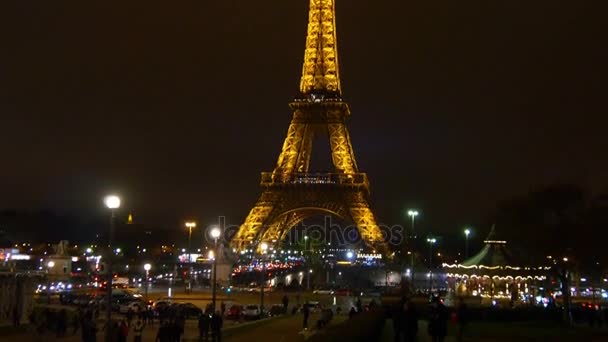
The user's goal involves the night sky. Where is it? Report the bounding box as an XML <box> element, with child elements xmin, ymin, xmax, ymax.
<box><xmin>0</xmin><ymin>1</ymin><xmax>606</xmax><ymax>240</ymax></box>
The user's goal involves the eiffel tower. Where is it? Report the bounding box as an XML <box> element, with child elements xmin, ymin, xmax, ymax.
<box><xmin>230</xmin><ymin>0</ymin><xmax>387</xmax><ymax>253</ymax></box>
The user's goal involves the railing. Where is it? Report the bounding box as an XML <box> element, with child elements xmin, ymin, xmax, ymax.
<box><xmin>260</xmin><ymin>172</ymin><xmax>369</xmax><ymax>187</ymax></box>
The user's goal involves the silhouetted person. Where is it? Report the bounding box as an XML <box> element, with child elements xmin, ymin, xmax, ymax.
<box><xmin>133</xmin><ymin>317</ymin><xmax>144</xmax><ymax>342</ymax></box>
<box><xmin>348</xmin><ymin>307</ymin><xmax>357</xmax><ymax>319</ymax></box>
<box><xmin>155</xmin><ymin>322</ymin><xmax>171</xmax><ymax>342</ymax></box>
<box><xmin>57</xmin><ymin>309</ymin><xmax>68</xmax><ymax>337</ymax></box>
<box><xmin>12</xmin><ymin>306</ymin><xmax>20</xmax><ymax>328</ymax></box>
<box><xmin>198</xmin><ymin>313</ymin><xmax>210</xmax><ymax>341</ymax></box>
<box><xmin>302</xmin><ymin>303</ymin><xmax>310</xmax><ymax>330</ymax></box>
<box><xmin>118</xmin><ymin>320</ymin><xmax>129</xmax><ymax>342</ymax></box>
<box><xmin>356</xmin><ymin>298</ymin><xmax>362</xmax><ymax>313</ymax></box>
<box><xmin>456</xmin><ymin>298</ymin><xmax>469</xmax><ymax>342</ymax></box>
<box><xmin>282</xmin><ymin>295</ymin><xmax>289</xmax><ymax>313</ymax></box>
<box><xmin>428</xmin><ymin>297</ymin><xmax>448</xmax><ymax>342</ymax></box>
<box><xmin>402</xmin><ymin>301</ymin><xmax>419</xmax><ymax>342</ymax></box>
<box><xmin>211</xmin><ymin>311</ymin><xmax>223</xmax><ymax>342</ymax></box>
<box><xmin>392</xmin><ymin>302</ymin><xmax>403</xmax><ymax>342</ymax></box>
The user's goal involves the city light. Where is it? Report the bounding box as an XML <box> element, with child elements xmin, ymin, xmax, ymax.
<box><xmin>464</xmin><ymin>229</ymin><xmax>471</xmax><ymax>236</ymax></box>
<box><xmin>211</xmin><ymin>227</ymin><xmax>221</xmax><ymax>239</ymax></box>
<box><xmin>407</xmin><ymin>210</ymin><xmax>419</xmax><ymax>217</ymax></box>
<box><xmin>144</xmin><ymin>263</ymin><xmax>151</xmax><ymax>271</ymax></box>
<box><xmin>47</xmin><ymin>261</ymin><xmax>55</xmax><ymax>268</ymax></box>
<box><xmin>104</xmin><ymin>195</ymin><xmax>121</xmax><ymax>209</ymax></box>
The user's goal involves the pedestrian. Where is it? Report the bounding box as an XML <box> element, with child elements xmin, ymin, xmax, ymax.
<box><xmin>392</xmin><ymin>302</ymin><xmax>403</xmax><ymax>342</ymax></box>
<box><xmin>302</xmin><ymin>303</ymin><xmax>310</xmax><ymax>330</ymax></box>
<box><xmin>456</xmin><ymin>297</ymin><xmax>469</xmax><ymax>342</ymax></box>
<box><xmin>402</xmin><ymin>300</ymin><xmax>419</xmax><ymax>342</ymax></box>
<box><xmin>57</xmin><ymin>309</ymin><xmax>68</xmax><ymax>337</ymax></box>
<box><xmin>12</xmin><ymin>305</ymin><xmax>20</xmax><ymax>328</ymax></box>
<box><xmin>211</xmin><ymin>310</ymin><xmax>223</xmax><ymax>342</ymax></box>
<box><xmin>133</xmin><ymin>317</ymin><xmax>144</xmax><ymax>342</ymax></box>
<box><xmin>282</xmin><ymin>295</ymin><xmax>289</xmax><ymax>313</ymax></box>
<box><xmin>155</xmin><ymin>321</ymin><xmax>171</xmax><ymax>342</ymax></box>
<box><xmin>81</xmin><ymin>312</ymin><xmax>98</xmax><ymax>342</ymax></box>
<box><xmin>220</xmin><ymin>301</ymin><xmax>226</xmax><ymax>317</ymax></box>
<box><xmin>126</xmin><ymin>308</ymin><xmax>134</xmax><ymax>326</ymax></box>
<box><xmin>356</xmin><ymin>297</ymin><xmax>362</xmax><ymax>313</ymax></box>
<box><xmin>428</xmin><ymin>297</ymin><xmax>448</xmax><ymax>342</ymax></box>
<box><xmin>348</xmin><ymin>306</ymin><xmax>357</xmax><ymax>319</ymax></box>
<box><xmin>118</xmin><ymin>319</ymin><xmax>129</xmax><ymax>342</ymax></box>
<box><xmin>198</xmin><ymin>313</ymin><xmax>210</xmax><ymax>342</ymax></box>
<box><xmin>147</xmin><ymin>307</ymin><xmax>154</xmax><ymax>325</ymax></box>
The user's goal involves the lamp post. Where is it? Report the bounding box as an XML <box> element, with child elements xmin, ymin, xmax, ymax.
<box><xmin>407</xmin><ymin>210</ymin><xmax>419</xmax><ymax>287</ymax></box>
<box><xmin>46</xmin><ymin>260</ymin><xmax>55</xmax><ymax>304</ymax></box>
<box><xmin>144</xmin><ymin>263</ymin><xmax>151</xmax><ymax>303</ymax></box>
<box><xmin>407</xmin><ymin>210</ymin><xmax>419</xmax><ymax>238</ymax></box>
<box><xmin>210</xmin><ymin>227</ymin><xmax>221</xmax><ymax>312</ymax></box>
<box><xmin>464</xmin><ymin>228</ymin><xmax>471</xmax><ymax>259</ymax></box>
<box><xmin>103</xmin><ymin>194</ymin><xmax>120</xmax><ymax>342</ymax></box>
<box><xmin>304</xmin><ymin>235</ymin><xmax>311</xmax><ymax>290</ymax></box>
<box><xmin>426</xmin><ymin>237</ymin><xmax>436</xmax><ymax>293</ymax></box>
<box><xmin>260</xmin><ymin>242</ymin><xmax>268</xmax><ymax>316</ymax></box>
<box><xmin>185</xmin><ymin>221</ymin><xmax>196</xmax><ymax>293</ymax></box>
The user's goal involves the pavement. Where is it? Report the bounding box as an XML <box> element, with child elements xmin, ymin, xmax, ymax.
<box><xmin>1</xmin><ymin>312</ymin><xmax>348</xmax><ymax>342</ymax></box>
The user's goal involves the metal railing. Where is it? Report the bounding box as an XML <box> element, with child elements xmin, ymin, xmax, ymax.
<box><xmin>261</xmin><ymin>172</ymin><xmax>369</xmax><ymax>187</ymax></box>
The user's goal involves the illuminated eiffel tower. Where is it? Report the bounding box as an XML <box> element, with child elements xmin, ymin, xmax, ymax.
<box><xmin>231</xmin><ymin>0</ymin><xmax>387</xmax><ymax>252</ymax></box>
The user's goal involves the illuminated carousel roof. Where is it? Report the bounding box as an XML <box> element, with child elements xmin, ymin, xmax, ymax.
<box><xmin>443</xmin><ymin>226</ymin><xmax>550</xmax><ymax>278</ymax></box>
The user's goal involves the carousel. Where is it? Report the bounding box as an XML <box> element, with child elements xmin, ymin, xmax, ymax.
<box><xmin>443</xmin><ymin>227</ymin><xmax>551</xmax><ymax>304</ymax></box>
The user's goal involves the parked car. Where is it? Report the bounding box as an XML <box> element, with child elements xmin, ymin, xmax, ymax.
<box><xmin>243</xmin><ymin>304</ymin><xmax>261</xmax><ymax>319</ymax></box>
<box><xmin>153</xmin><ymin>300</ymin><xmax>172</xmax><ymax>312</ymax></box>
<box><xmin>334</xmin><ymin>288</ymin><xmax>350</xmax><ymax>296</ymax></box>
<box><xmin>313</xmin><ymin>287</ymin><xmax>335</xmax><ymax>295</ymax></box>
<box><xmin>119</xmin><ymin>300</ymin><xmax>145</xmax><ymax>314</ymax></box>
<box><xmin>268</xmin><ymin>304</ymin><xmax>285</xmax><ymax>317</ymax></box>
<box><xmin>175</xmin><ymin>303</ymin><xmax>202</xmax><ymax>318</ymax></box>
<box><xmin>300</xmin><ymin>301</ymin><xmax>320</xmax><ymax>313</ymax></box>
<box><xmin>226</xmin><ymin>305</ymin><xmax>244</xmax><ymax>320</ymax></box>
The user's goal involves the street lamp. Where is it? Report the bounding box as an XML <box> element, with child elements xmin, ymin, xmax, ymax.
<box><xmin>185</xmin><ymin>221</ymin><xmax>197</xmax><ymax>293</ymax></box>
<box><xmin>210</xmin><ymin>227</ymin><xmax>221</xmax><ymax>311</ymax></box>
<box><xmin>144</xmin><ymin>263</ymin><xmax>151</xmax><ymax>302</ymax></box>
<box><xmin>46</xmin><ymin>261</ymin><xmax>55</xmax><ymax>304</ymax></box>
<box><xmin>103</xmin><ymin>194</ymin><xmax>120</xmax><ymax>341</ymax></box>
<box><xmin>260</xmin><ymin>242</ymin><xmax>268</xmax><ymax>316</ymax></box>
<box><xmin>464</xmin><ymin>228</ymin><xmax>471</xmax><ymax>259</ymax></box>
<box><xmin>427</xmin><ymin>237</ymin><xmax>436</xmax><ymax>292</ymax></box>
<box><xmin>407</xmin><ymin>210</ymin><xmax>419</xmax><ymax>237</ymax></box>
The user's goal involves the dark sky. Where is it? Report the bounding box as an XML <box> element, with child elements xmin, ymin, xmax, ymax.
<box><xmin>0</xmin><ymin>0</ymin><xmax>606</xmax><ymax>238</ymax></box>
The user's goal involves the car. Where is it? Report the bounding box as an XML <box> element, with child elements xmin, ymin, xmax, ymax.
<box><xmin>313</xmin><ymin>287</ymin><xmax>335</xmax><ymax>295</ymax></box>
<box><xmin>119</xmin><ymin>300</ymin><xmax>146</xmax><ymax>314</ymax></box>
<box><xmin>243</xmin><ymin>304</ymin><xmax>261</xmax><ymax>319</ymax></box>
<box><xmin>334</xmin><ymin>288</ymin><xmax>350</xmax><ymax>296</ymax></box>
<box><xmin>175</xmin><ymin>303</ymin><xmax>202</xmax><ymax>318</ymax></box>
<box><xmin>268</xmin><ymin>304</ymin><xmax>285</xmax><ymax>317</ymax></box>
<box><xmin>153</xmin><ymin>300</ymin><xmax>172</xmax><ymax>312</ymax></box>
<box><xmin>226</xmin><ymin>305</ymin><xmax>243</xmax><ymax>320</ymax></box>
<box><xmin>300</xmin><ymin>301</ymin><xmax>320</xmax><ymax>314</ymax></box>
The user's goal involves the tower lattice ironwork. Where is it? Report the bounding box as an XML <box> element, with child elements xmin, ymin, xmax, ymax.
<box><xmin>230</xmin><ymin>0</ymin><xmax>387</xmax><ymax>252</ymax></box>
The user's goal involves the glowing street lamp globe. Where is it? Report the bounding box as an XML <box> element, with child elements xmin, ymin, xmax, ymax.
<box><xmin>346</xmin><ymin>251</ymin><xmax>354</xmax><ymax>259</ymax></box>
<box><xmin>464</xmin><ymin>229</ymin><xmax>471</xmax><ymax>237</ymax></box>
<box><xmin>210</xmin><ymin>227</ymin><xmax>221</xmax><ymax>239</ymax></box>
<box><xmin>144</xmin><ymin>263</ymin><xmax>151</xmax><ymax>272</ymax></box>
<box><xmin>104</xmin><ymin>195</ymin><xmax>121</xmax><ymax>209</ymax></box>
<box><xmin>47</xmin><ymin>261</ymin><xmax>55</xmax><ymax>268</ymax></box>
